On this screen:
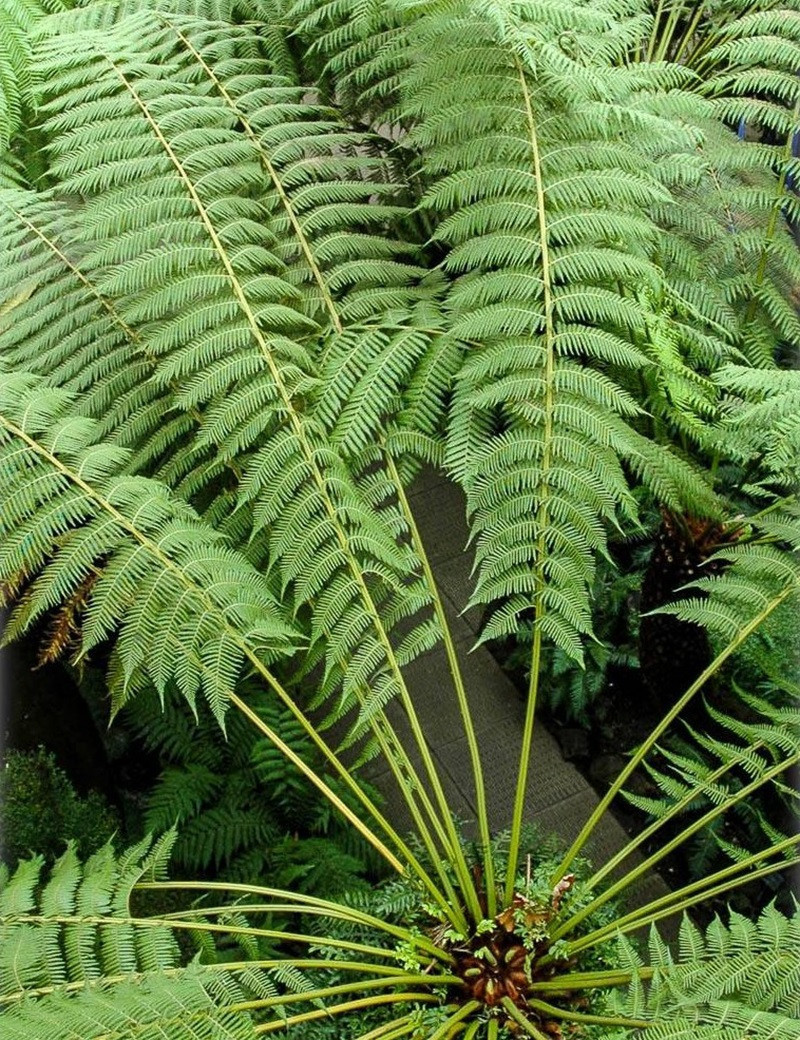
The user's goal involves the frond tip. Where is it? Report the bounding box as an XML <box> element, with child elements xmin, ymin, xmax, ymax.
<box><xmin>0</xmin><ymin>372</ymin><xmax>299</xmax><ymax>725</ymax></box>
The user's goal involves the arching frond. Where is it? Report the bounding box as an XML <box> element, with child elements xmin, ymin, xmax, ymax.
<box><xmin>0</xmin><ymin>0</ymin><xmax>55</xmax><ymax>149</ymax></box>
<box><xmin>0</xmin><ymin>839</ymin><xmax>422</xmax><ymax>1040</ymax></box>
<box><xmin>0</xmin><ymin>373</ymin><xmax>299</xmax><ymax>725</ymax></box>
<box><xmin>714</xmin><ymin>365</ymin><xmax>800</xmax><ymax>491</ymax></box>
<box><xmin>0</xmin><ymin>835</ymin><xmax>178</xmax><ymax>996</ymax></box>
<box><xmin>622</xmin><ymin>689</ymin><xmax>800</xmax><ymax>870</ymax></box>
<box><xmin>612</xmin><ymin>903</ymin><xmax>800</xmax><ymax>1033</ymax></box>
<box><xmin>0</xmin><ymin>370</ymin><xmax>481</xmax><ymax>913</ymax></box>
<box><xmin>375</xmin><ymin>0</ymin><xmax>723</xmax><ymax>659</ymax></box>
<box><xmin>0</xmin><ymin>15</ymin><xmax>449</xmax><ymax>760</ymax></box>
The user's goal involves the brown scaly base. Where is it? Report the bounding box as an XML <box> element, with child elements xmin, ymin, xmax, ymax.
<box><xmin>440</xmin><ymin>877</ymin><xmax>583</xmax><ymax>1035</ymax></box>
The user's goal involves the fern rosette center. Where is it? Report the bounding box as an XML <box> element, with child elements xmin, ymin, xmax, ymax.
<box><xmin>382</xmin><ymin>835</ymin><xmax>623</xmax><ymax>1037</ymax></box>
<box><xmin>448</xmin><ymin>876</ymin><xmax>576</xmax><ymax>1024</ymax></box>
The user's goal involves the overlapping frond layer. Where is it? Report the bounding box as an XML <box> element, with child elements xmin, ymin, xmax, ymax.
<box><xmin>613</xmin><ymin>903</ymin><xmax>800</xmax><ymax>1033</ymax></box>
<box><xmin>27</xmin><ymin>13</ymin><xmax>430</xmax><ymax>457</ymax></box>
<box><xmin>0</xmin><ymin>191</ymin><xmax>149</xmax><ymax>407</ymax></box>
<box><xmin>2</xmin><ymin>970</ymin><xmax>259</xmax><ymax>1040</ymax></box>
<box><xmin>0</xmin><ymin>839</ymin><xmax>335</xmax><ymax>1040</ymax></box>
<box><xmin>649</xmin><ymin>4</ymin><xmax>800</xmax><ymax>368</ymax></box>
<box><xmin>648</xmin><ymin>366</ymin><xmax>800</xmax><ymax>619</ymax></box>
<box><xmin>124</xmin><ymin>671</ymin><xmax>382</xmax><ymax>890</ymax></box>
<box><xmin>0</xmin><ymin>836</ymin><xmax>178</xmax><ymax>996</ymax></box>
<box><xmin>0</xmin><ymin>374</ymin><xmax>298</xmax><ymax>723</ymax></box>
<box><xmin>0</xmin><ymin>372</ymin><xmax>425</xmax><ymax>871</ymax></box>
<box><xmin>623</xmin><ymin>688</ymin><xmax>800</xmax><ymax>865</ymax></box>
<box><xmin>38</xmin><ymin>0</ymin><xmax>237</xmax><ymax>32</ymax></box>
<box><xmin>700</xmin><ymin>3</ymin><xmax>800</xmax><ymax>132</ymax></box>
<box><xmin>650</xmin><ymin>526</ymin><xmax>800</xmax><ymax>647</ymax></box>
<box><xmin>383</xmin><ymin>1</ymin><xmax>719</xmax><ymax>658</ymax></box>
<box><xmin>0</xmin><ymin>0</ymin><xmax>52</xmax><ymax>148</ymax></box>
<box><xmin>714</xmin><ymin>364</ymin><xmax>800</xmax><ymax>493</ymax></box>
<box><xmin>649</xmin><ymin>366</ymin><xmax>800</xmax><ymax>639</ymax></box>
<box><xmin>0</xmin><ymin>14</ymin><xmax>445</xmax><ymax>738</ymax></box>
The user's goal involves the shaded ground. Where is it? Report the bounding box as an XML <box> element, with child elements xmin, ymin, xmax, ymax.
<box><xmin>365</xmin><ymin>468</ymin><xmax>672</xmax><ymax>918</ymax></box>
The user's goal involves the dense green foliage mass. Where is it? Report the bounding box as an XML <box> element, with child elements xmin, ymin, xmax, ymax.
<box><xmin>1</xmin><ymin>0</ymin><xmax>800</xmax><ymax>1038</ymax></box>
<box><xmin>127</xmin><ymin>682</ymin><xmax>381</xmax><ymax>893</ymax></box>
<box><xmin>0</xmin><ymin>747</ymin><xmax>118</xmax><ymax>866</ymax></box>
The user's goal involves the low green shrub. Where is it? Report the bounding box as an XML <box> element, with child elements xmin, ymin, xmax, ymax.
<box><xmin>0</xmin><ymin>747</ymin><xmax>118</xmax><ymax>867</ymax></box>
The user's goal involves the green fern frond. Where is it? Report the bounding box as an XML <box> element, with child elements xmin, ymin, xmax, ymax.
<box><xmin>0</xmin><ymin>0</ymin><xmax>59</xmax><ymax>149</ymax></box>
<box><xmin>0</xmin><ymin>835</ymin><xmax>178</xmax><ymax>996</ymax></box>
<box><xmin>623</xmin><ymin>688</ymin><xmax>799</xmax><ymax>868</ymax></box>
<box><xmin>714</xmin><ymin>365</ymin><xmax>800</xmax><ymax>490</ymax></box>
<box><xmin>659</xmin><ymin>903</ymin><xmax>800</xmax><ymax>1022</ymax></box>
<box><xmin>0</xmin><ymin>372</ymin><xmax>298</xmax><ymax>727</ymax></box>
<box><xmin>0</xmin><ymin>839</ymin><xmax>349</xmax><ymax>1040</ymax></box>
<box><xmin>2</xmin><ymin>963</ymin><xmax>261</xmax><ymax>1040</ymax></box>
<box><xmin>1</xmin><ymin>15</ymin><xmax>451</xmax><ymax>760</ymax></box>
<box><xmin>144</xmin><ymin>764</ymin><xmax>223</xmax><ymax>833</ymax></box>
<box><xmin>379</xmin><ymin>0</ymin><xmax>727</xmax><ymax>658</ymax></box>
<box><xmin>611</xmin><ymin>902</ymin><xmax>800</xmax><ymax>1033</ymax></box>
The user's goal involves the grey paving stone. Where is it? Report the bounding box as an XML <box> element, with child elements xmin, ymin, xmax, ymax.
<box><xmin>530</xmin><ymin>790</ymin><xmax>630</xmax><ymax>867</ymax></box>
<box><xmin>408</xmin><ymin>478</ymin><xmax>470</xmax><ymax>564</ymax></box>
<box><xmin>434</xmin><ymin>723</ymin><xmax>589</xmax><ymax>831</ymax></box>
<box><xmin>357</xmin><ymin>698</ymin><xmax>417</xmax><ymax>781</ymax></box>
<box><xmin>401</xmin><ymin>641</ymin><xmax>523</xmax><ymax>746</ymax></box>
<box><xmin>436</xmin><ymin>597</ymin><xmax>478</xmax><ymax>647</ymax></box>
<box><xmin>432</xmin><ymin>554</ymin><xmax>484</xmax><ymax>636</ymax></box>
<box><xmin>406</xmin><ymin>465</ymin><xmax>452</xmax><ymax>501</ymax></box>
<box><xmin>628</xmin><ymin>872</ymin><xmax>673</xmax><ymax>913</ymax></box>
<box><xmin>367</xmin><ymin>744</ymin><xmax>478</xmax><ymax>838</ymax></box>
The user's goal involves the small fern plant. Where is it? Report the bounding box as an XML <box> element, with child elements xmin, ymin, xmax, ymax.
<box><xmin>2</xmin><ymin>0</ymin><xmax>800</xmax><ymax>1038</ymax></box>
<box><xmin>127</xmin><ymin>680</ymin><xmax>382</xmax><ymax>893</ymax></box>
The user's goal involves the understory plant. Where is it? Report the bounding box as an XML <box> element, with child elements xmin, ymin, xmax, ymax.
<box><xmin>127</xmin><ymin>680</ymin><xmax>382</xmax><ymax>893</ymax></box>
<box><xmin>0</xmin><ymin>746</ymin><xmax>118</xmax><ymax>866</ymax></box>
<box><xmin>1</xmin><ymin>1</ymin><xmax>800</xmax><ymax>1038</ymax></box>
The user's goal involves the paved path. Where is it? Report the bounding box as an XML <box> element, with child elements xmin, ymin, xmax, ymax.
<box><xmin>366</xmin><ymin>467</ymin><xmax>671</xmax><ymax>917</ymax></box>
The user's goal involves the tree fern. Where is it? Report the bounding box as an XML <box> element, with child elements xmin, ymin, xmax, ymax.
<box><xmin>301</xmin><ymin>0</ymin><xmax>726</xmax><ymax>664</ymax></box>
<box><xmin>12</xmin><ymin>9</ymin><xmax>503</xmax><ymax>916</ymax></box>
<box><xmin>0</xmin><ymin>15</ymin><xmax>457</xmax><ymax>806</ymax></box>
<box><xmin>713</xmin><ymin>364</ymin><xmax>800</xmax><ymax>493</ymax></box>
<box><xmin>3</xmin><ymin>0</ymin><xmax>800</xmax><ymax>1037</ymax></box>
<box><xmin>0</xmin><ymin>375</ymin><xmax>298</xmax><ymax>719</ymax></box>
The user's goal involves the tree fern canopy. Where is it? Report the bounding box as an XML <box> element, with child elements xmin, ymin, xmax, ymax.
<box><xmin>2</xmin><ymin>0</ymin><xmax>800</xmax><ymax>1037</ymax></box>
<box><xmin>3</xmin><ymin>0</ymin><xmax>798</xmax><ymax>669</ymax></box>
<box><xmin>0</xmin><ymin>373</ymin><xmax>300</xmax><ymax>724</ymax></box>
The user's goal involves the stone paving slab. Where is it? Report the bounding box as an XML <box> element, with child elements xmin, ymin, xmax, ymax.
<box><xmin>379</xmin><ymin>469</ymin><xmax>675</xmax><ymax>931</ymax></box>
<box><xmin>407</xmin><ymin>476</ymin><xmax>472</xmax><ymax>564</ymax></box>
<box><xmin>404</xmin><ymin>644</ymin><xmax>521</xmax><ymax>743</ymax></box>
<box><xmin>431</xmin><ymin>554</ymin><xmax>484</xmax><ymax>637</ymax></box>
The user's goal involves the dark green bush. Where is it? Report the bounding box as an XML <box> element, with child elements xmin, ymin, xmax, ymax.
<box><xmin>0</xmin><ymin>747</ymin><xmax>118</xmax><ymax>867</ymax></box>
